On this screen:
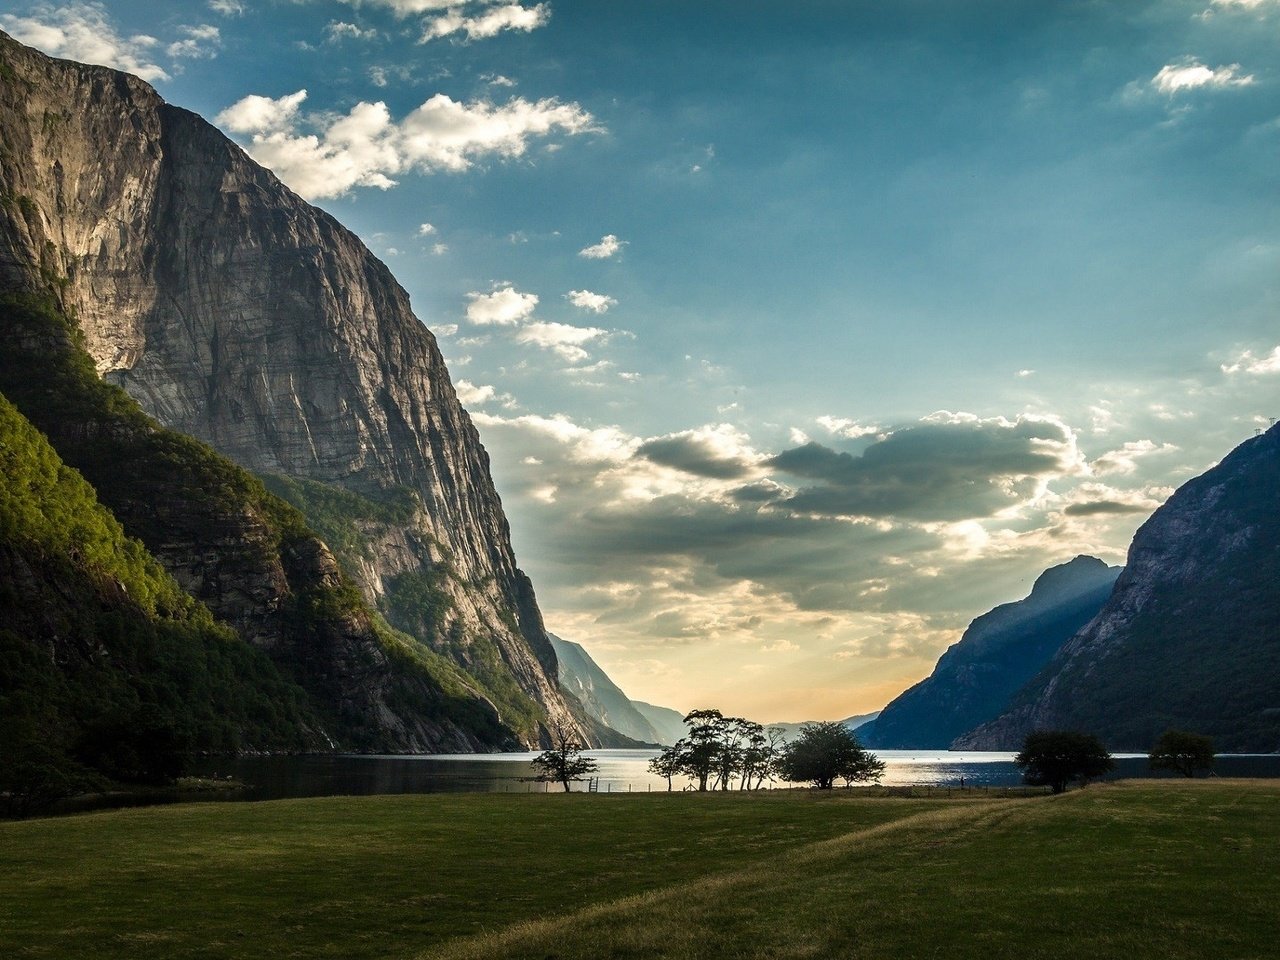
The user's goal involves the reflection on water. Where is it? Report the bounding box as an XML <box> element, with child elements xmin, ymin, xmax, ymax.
<box><xmin>190</xmin><ymin>749</ymin><xmax>1280</xmax><ymax>802</ymax></box>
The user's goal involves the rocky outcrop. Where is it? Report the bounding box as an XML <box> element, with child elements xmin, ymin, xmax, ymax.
<box><xmin>0</xmin><ymin>31</ymin><xmax>586</xmax><ymax>746</ymax></box>
<box><xmin>858</xmin><ymin>556</ymin><xmax>1119</xmax><ymax>749</ymax></box>
<box><xmin>957</xmin><ymin>426</ymin><xmax>1280</xmax><ymax>752</ymax></box>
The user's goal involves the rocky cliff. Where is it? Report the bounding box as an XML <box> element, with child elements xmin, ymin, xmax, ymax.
<box><xmin>0</xmin><ymin>31</ymin><xmax>586</xmax><ymax>747</ymax></box>
<box><xmin>858</xmin><ymin>556</ymin><xmax>1120</xmax><ymax>749</ymax></box>
<box><xmin>956</xmin><ymin>426</ymin><xmax>1280</xmax><ymax>752</ymax></box>
<box><xmin>549</xmin><ymin>635</ymin><xmax>665</xmax><ymax>745</ymax></box>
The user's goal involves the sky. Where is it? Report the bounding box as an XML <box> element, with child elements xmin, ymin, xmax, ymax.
<box><xmin>3</xmin><ymin>0</ymin><xmax>1278</xmax><ymax>722</ymax></box>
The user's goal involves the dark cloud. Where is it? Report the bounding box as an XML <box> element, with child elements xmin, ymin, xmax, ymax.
<box><xmin>636</xmin><ymin>434</ymin><xmax>754</xmax><ymax>479</ymax></box>
<box><xmin>765</xmin><ymin>418</ymin><xmax>1075</xmax><ymax>520</ymax></box>
<box><xmin>1063</xmin><ymin>500</ymin><xmax>1150</xmax><ymax>516</ymax></box>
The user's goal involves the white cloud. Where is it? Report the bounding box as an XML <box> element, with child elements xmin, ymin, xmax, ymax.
<box><xmin>431</xmin><ymin>242</ymin><xmax>449</xmax><ymax>255</ymax></box>
<box><xmin>516</xmin><ymin>321</ymin><xmax>609</xmax><ymax>362</ymax></box>
<box><xmin>1091</xmin><ymin>439</ymin><xmax>1178</xmax><ymax>476</ymax></box>
<box><xmin>815</xmin><ymin>416</ymin><xmax>880</xmax><ymax>439</ymax></box>
<box><xmin>565</xmin><ymin>289</ymin><xmax>618</xmax><ymax>314</ymax></box>
<box><xmin>167</xmin><ymin>24</ymin><xmax>221</xmax><ymax>59</ymax></box>
<box><xmin>422</xmin><ymin>3</ymin><xmax>550</xmax><ymax>42</ymax></box>
<box><xmin>466</xmin><ymin>285</ymin><xmax>538</xmax><ymax>326</ymax></box>
<box><xmin>214</xmin><ymin>89</ymin><xmax>596</xmax><ymax>199</ymax></box>
<box><xmin>326</xmin><ymin>21</ymin><xmax>378</xmax><ymax>43</ymax></box>
<box><xmin>208</xmin><ymin>0</ymin><xmax>244</xmax><ymax>14</ymax></box>
<box><xmin>455</xmin><ymin>380</ymin><xmax>496</xmax><ymax>405</ymax></box>
<box><xmin>417</xmin><ymin>222</ymin><xmax>437</xmax><ymax>235</ymax></box>
<box><xmin>336</xmin><ymin>0</ymin><xmax>464</xmax><ymax>14</ymax></box>
<box><xmin>579</xmin><ymin>234</ymin><xmax>626</xmax><ymax>259</ymax></box>
<box><xmin>1221</xmin><ymin>345</ymin><xmax>1280</xmax><ymax>375</ymax></box>
<box><xmin>1152</xmin><ymin>59</ymin><xmax>1254</xmax><ymax>94</ymax></box>
<box><xmin>368</xmin><ymin>66</ymin><xmax>389</xmax><ymax>87</ymax></box>
<box><xmin>434</xmin><ymin>323</ymin><xmax>458</xmax><ymax>336</ymax></box>
<box><xmin>2</xmin><ymin>3</ymin><xmax>169</xmax><ymax>81</ymax></box>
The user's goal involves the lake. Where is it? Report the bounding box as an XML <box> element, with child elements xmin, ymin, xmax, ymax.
<box><xmin>190</xmin><ymin>749</ymin><xmax>1280</xmax><ymax>801</ymax></box>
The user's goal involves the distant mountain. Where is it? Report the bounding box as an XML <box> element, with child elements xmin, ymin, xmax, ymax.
<box><xmin>632</xmin><ymin>702</ymin><xmax>689</xmax><ymax>746</ymax></box>
<box><xmin>957</xmin><ymin>426</ymin><xmax>1280</xmax><ymax>752</ymax></box>
<box><xmin>767</xmin><ymin>713</ymin><xmax>880</xmax><ymax>744</ymax></box>
<box><xmin>549</xmin><ymin>636</ymin><xmax>670</xmax><ymax>745</ymax></box>
<box><xmin>859</xmin><ymin>556</ymin><xmax>1120</xmax><ymax>750</ymax></box>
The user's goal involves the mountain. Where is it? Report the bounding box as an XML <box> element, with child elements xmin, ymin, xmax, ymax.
<box><xmin>0</xmin><ymin>32</ymin><xmax>594</xmax><ymax>748</ymax></box>
<box><xmin>767</xmin><ymin>713</ymin><xmax>880</xmax><ymax>745</ymax></box>
<box><xmin>957</xmin><ymin>426</ymin><xmax>1280</xmax><ymax>752</ymax></box>
<box><xmin>632</xmin><ymin>702</ymin><xmax>690</xmax><ymax>746</ymax></box>
<box><xmin>858</xmin><ymin>556</ymin><xmax>1120</xmax><ymax>749</ymax></box>
<box><xmin>0</xmin><ymin>391</ymin><xmax>324</xmax><ymax>792</ymax></box>
<box><xmin>549</xmin><ymin>635</ymin><xmax>670</xmax><ymax>745</ymax></box>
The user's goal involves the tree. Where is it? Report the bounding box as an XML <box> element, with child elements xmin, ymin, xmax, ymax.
<box><xmin>775</xmin><ymin>721</ymin><xmax>884</xmax><ymax>790</ymax></box>
<box><xmin>530</xmin><ymin>721</ymin><xmax>598</xmax><ymax>792</ymax></box>
<box><xmin>1149</xmin><ymin>729</ymin><xmax>1215</xmax><ymax>778</ymax></box>
<box><xmin>647</xmin><ymin>746</ymin><xmax>683</xmax><ymax>791</ymax></box>
<box><xmin>1014</xmin><ymin>730</ymin><xmax>1114</xmax><ymax>794</ymax></box>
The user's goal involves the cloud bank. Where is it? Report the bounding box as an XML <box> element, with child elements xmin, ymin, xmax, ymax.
<box><xmin>216</xmin><ymin>90</ymin><xmax>597</xmax><ymax>199</ymax></box>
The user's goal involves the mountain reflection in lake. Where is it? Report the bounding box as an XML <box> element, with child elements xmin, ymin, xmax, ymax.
<box><xmin>191</xmin><ymin>750</ymin><xmax>1280</xmax><ymax>802</ymax></box>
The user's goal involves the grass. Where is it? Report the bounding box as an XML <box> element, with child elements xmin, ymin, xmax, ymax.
<box><xmin>0</xmin><ymin>782</ymin><xmax>1276</xmax><ymax>960</ymax></box>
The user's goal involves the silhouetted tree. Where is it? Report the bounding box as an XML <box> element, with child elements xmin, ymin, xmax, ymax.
<box><xmin>1149</xmin><ymin>729</ymin><xmax>1215</xmax><ymax>778</ymax></box>
<box><xmin>531</xmin><ymin>721</ymin><xmax>597</xmax><ymax>792</ymax></box>
<box><xmin>776</xmin><ymin>721</ymin><xmax>884</xmax><ymax>790</ymax></box>
<box><xmin>1015</xmin><ymin>730</ymin><xmax>1114</xmax><ymax>794</ymax></box>
<box><xmin>647</xmin><ymin>746</ymin><xmax>683</xmax><ymax>791</ymax></box>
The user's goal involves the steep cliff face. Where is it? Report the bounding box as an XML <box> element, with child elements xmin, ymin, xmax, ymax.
<box><xmin>858</xmin><ymin>556</ymin><xmax>1120</xmax><ymax>749</ymax></box>
<box><xmin>957</xmin><ymin>426</ymin><xmax>1280</xmax><ymax>752</ymax></box>
<box><xmin>0</xmin><ymin>31</ymin><xmax>582</xmax><ymax>746</ymax></box>
<box><xmin>549</xmin><ymin>635</ymin><xmax>664</xmax><ymax>745</ymax></box>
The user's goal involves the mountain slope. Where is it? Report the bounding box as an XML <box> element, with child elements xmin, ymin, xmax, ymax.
<box><xmin>548</xmin><ymin>635</ymin><xmax>664</xmax><ymax>745</ymax></box>
<box><xmin>858</xmin><ymin>556</ymin><xmax>1120</xmax><ymax>749</ymax></box>
<box><xmin>632</xmin><ymin>702</ymin><xmax>689</xmax><ymax>746</ymax></box>
<box><xmin>0</xmin><ymin>31</ymin><xmax>589</xmax><ymax>746</ymax></box>
<box><xmin>1</xmin><ymin>290</ymin><xmax>510</xmax><ymax>752</ymax></box>
<box><xmin>957</xmin><ymin>426</ymin><xmax>1280</xmax><ymax>752</ymax></box>
<box><xmin>0</xmin><ymin>391</ymin><xmax>322</xmax><ymax>789</ymax></box>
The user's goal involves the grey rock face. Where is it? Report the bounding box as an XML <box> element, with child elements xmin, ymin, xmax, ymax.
<box><xmin>0</xmin><ymin>32</ymin><xmax>584</xmax><ymax>747</ymax></box>
<box><xmin>956</xmin><ymin>426</ymin><xmax>1280</xmax><ymax>752</ymax></box>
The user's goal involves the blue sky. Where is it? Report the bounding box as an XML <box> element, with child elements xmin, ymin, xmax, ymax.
<box><xmin>5</xmin><ymin>0</ymin><xmax>1278</xmax><ymax>720</ymax></box>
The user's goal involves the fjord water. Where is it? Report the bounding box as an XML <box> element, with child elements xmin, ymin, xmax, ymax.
<box><xmin>191</xmin><ymin>750</ymin><xmax>1280</xmax><ymax>801</ymax></box>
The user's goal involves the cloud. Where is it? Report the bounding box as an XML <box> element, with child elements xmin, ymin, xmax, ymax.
<box><xmin>579</xmin><ymin>234</ymin><xmax>626</xmax><ymax>259</ymax></box>
<box><xmin>2</xmin><ymin>3</ymin><xmax>170</xmax><ymax>81</ymax></box>
<box><xmin>421</xmin><ymin>3</ymin><xmax>550</xmax><ymax>42</ymax></box>
<box><xmin>326</xmin><ymin>21</ymin><xmax>379</xmax><ymax>43</ymax></box>
<box><xmin>166</xmin><ymin>24</ymin><xmax>221</xmax><ymax>60</ymax></box>
<box><xmin>637</xmin><ymin>425</ymin><xmax>760</xmax><ymax>480</ymax></box>
<box><xmin>1221</xmin><ymin>345</ymin><xmax>1280</xmax><ymax>375</ymax></box>
<box><xmin>417</xmin><ymin>222</ymin><xmax>437</xmax><ymax>236</ymax></box>
<box><xmin>1091</xmin><ymin>439</ymin><xmax>1178</xmax><ymax>476</ymax></box>
<box><xmin>765</xmin><ymin>414</ymin><xmax>1084</xmax><ymax>521</ymax></box>
<box><xmin>815</xmin><ymin>416</ymin><xmax>880</xmax><ymax>440</ymax></box>
<box><xmin>565</xmin><ymin>289</ymin><xmax>618</xmax><ymax>314</ymax></box>
<box><xmin>465</xmin><ymin>285</ymin><xmax>539</xmax><ymax>326</ymax></box>
<box><xmin>208</xmin><ymin>0</ymin><xmax>244</xmax><ymax>14</ymax></box>
<box><xmin>454</xmin><ymin>380</ymin><xmax>496</xmax><ymax>405</ymax></box>
<box><xmin>1152</xmin><ymin>59</ymin><xmax>1254</xmax><ymax>94</ymax></box>
<box><xmin>431</xmin><ymin>242</ymin><xmax>449</xmax><ymax>255</ymax></box>
<box><xmin>215</xmin><ymin>90</ymin><xmax>597</xmax><ymax>199</ymax></box>
<box><xmin>515</xmin><ymin>321</ymin><xmax>609</xmax><ymax>362</ymax></box>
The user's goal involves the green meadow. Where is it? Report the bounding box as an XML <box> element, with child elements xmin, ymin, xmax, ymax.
<box><xmin>1</xmin><ymin>781</ymin><xmax>1275</xmax><ymax>960</ymax></box>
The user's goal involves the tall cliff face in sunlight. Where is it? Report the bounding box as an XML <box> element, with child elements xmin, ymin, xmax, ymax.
<box><xmin>957</xmin><ymin>425</ymin><xmax>1280</xmax><ymax>753</ymax></box>
<box><xmin>0</xmin><ymin>31</ymin><xmax>588</xmax><ymax>747</ymax></box>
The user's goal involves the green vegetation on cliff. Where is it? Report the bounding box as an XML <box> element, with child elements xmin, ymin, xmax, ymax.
<box><xmin>0</xmin><ymin>291</ymin><xmax>520</xmax><ymax>755</ymax></box>
<box><xmin>0</xmin><ymin>393</ymin><xmax>318</xmax><ymax>806</ymax></box>
<box><xmin>0</xmin><ymin>782</ymin><xmax>1274</xmax><ymax>959</ymax></box>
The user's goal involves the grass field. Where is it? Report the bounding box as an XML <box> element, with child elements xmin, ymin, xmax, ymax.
<box><xmin>1</xmin><ymin>781</ymin><xmax>1276</xmax><ymax>959</ymax></box>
